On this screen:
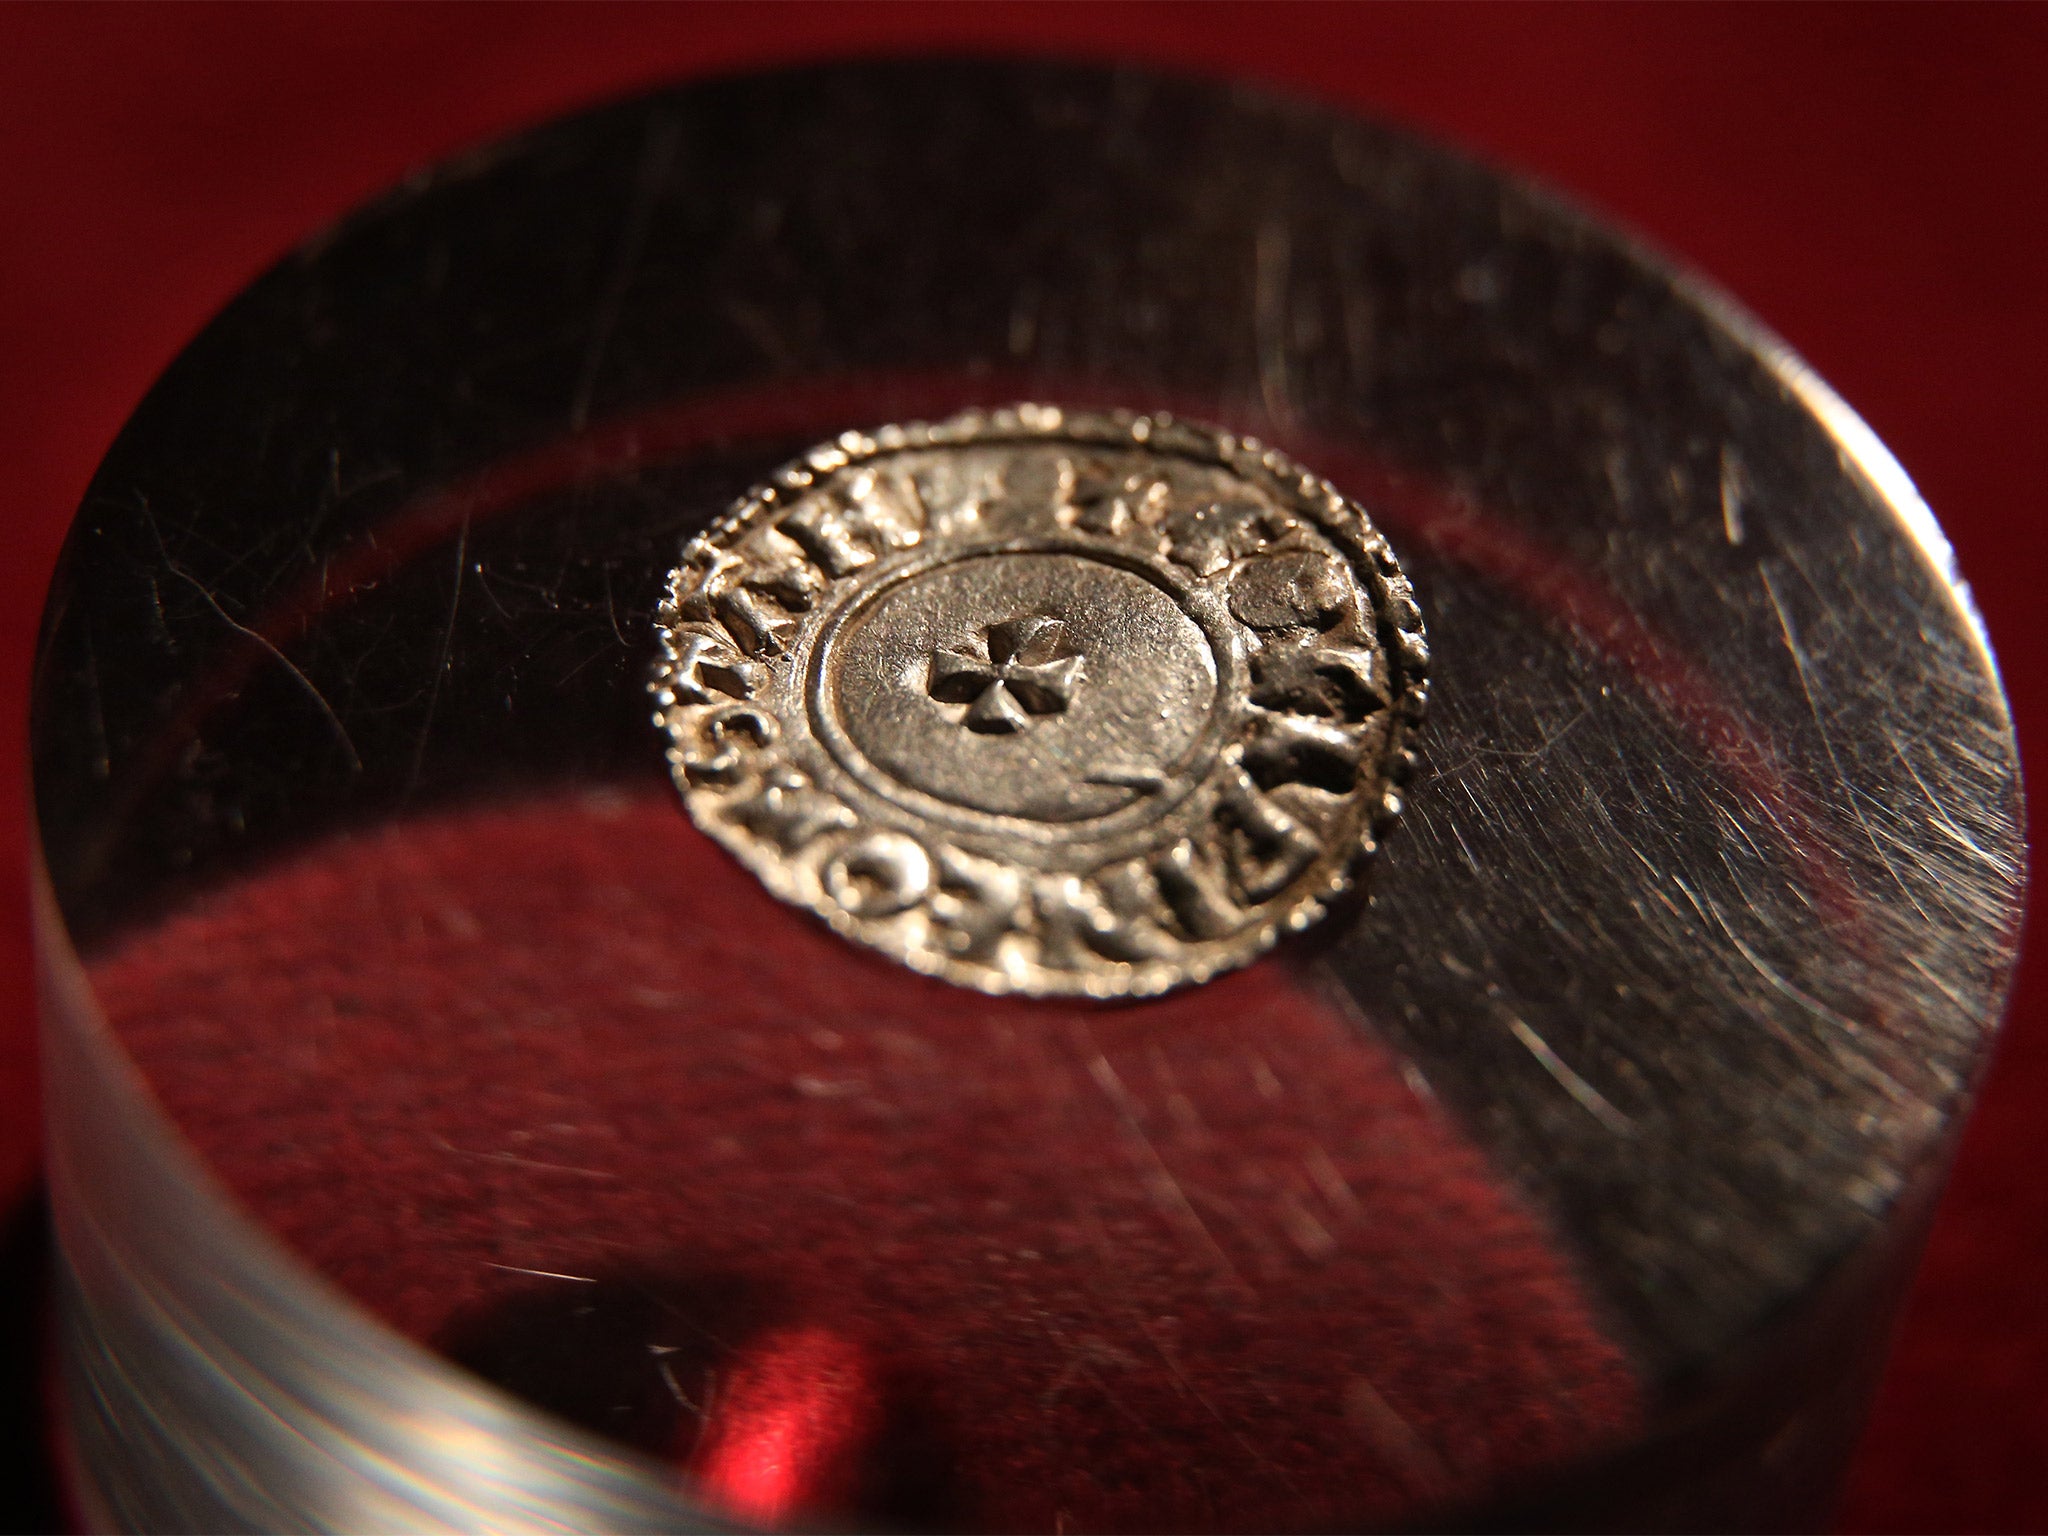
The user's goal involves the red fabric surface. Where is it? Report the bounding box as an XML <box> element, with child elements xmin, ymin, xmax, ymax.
<box><xmin>89</xmin><ymin>792</ymin><xmax>1640</xmax><ymax>1530</ymax></box>
<box><xmin>2</xmin><ymin>5</ymin><xmax>2044</xmax><ymax>1530</ymax></box>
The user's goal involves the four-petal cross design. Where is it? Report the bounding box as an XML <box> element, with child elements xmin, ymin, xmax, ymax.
<box><xmin>928</xmin><ymin>615</ymin><xmax>1085</xmax><ymax>734</ymax></box>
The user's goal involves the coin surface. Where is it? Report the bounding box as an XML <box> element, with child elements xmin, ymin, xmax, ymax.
<box><xmin>653</xmin><ymin>406</ymin><xmax>1427</xmax><ymax>997</ymax></box>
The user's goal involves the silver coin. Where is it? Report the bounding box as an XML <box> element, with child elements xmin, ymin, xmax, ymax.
<box><xmin>653</xmin><ymin>405</ymin><xmax>1427</xmax><ymax>997</ymax></box>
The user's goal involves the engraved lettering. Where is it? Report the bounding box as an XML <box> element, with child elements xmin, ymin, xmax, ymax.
<box><xmin>667</xmin><ymin>629</ymin><xmax>766</xmax><ymax>705</ymax></box>
<box><xmin>1227</xmin><ymin>550</ymin><xmax>1354</xmax><ymax>632</ymax></box>
<box><xmin>928</xmin><ymin>846</ymin><xmax>1027</xmax><ymax>961</ymax></box>
<box><xmin>1061</xmin><ymin>461</ymin><xmax>1165</xmax><ymax>537</ymax></box>
<box><xmin>778</xmin><ymin>469</ymin><xmax>921</xmax><ymax>576</ymax></box>
<box><xmin>728</xmin><ymin>765</ymin><xmax>856</xmax><ymax>851</ymax></box>
<box><xmin>1248</xmin><ymin>637</ymin><xmax>1385</xmax><ymax>719</ymax></box>
<box><xmin>1162</xmin><ymin>497</ymin><xmax>1276</xmax><ymax>575</ymax></box>
<box><xmin>681</xmin><ymin>704</ymin><xmax>778</xmax><ymax>786</ymax></box>
<box><xmin>714</xmin><ymin>587</ymin><xmax>799</xmax><ymax>656</ymax></box>
<box><xmin>824</xmin><ymin>832</ymin><xmax>933</xmax><ymax>918</ymax></box>
<box><xmin>687</xmin><ymin>548</ymin><xmax>802</xmax><ymax>656</ymax></box>
<box><xmin>1151</xmin><ymin>838</ymin><xmax>1244</xmax><ymax>939</ymax></box>
<box><xmin>1242</xmin><ymin>713</ymin><xmax>1370</xmax><ymax>795</ymax></box>
<box><xmin>1216</xmin><ymin>763</ymin><xmax>1321</xmax><ymax>902</ymax></box>
<box><xmin>1035</xmin><ymin>874</ymin><xmax>1166</xmax><ymax>967</ymax></box>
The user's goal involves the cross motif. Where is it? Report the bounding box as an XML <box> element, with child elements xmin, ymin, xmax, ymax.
<box><xmin>928</xmin><ymin>615</ymin><xmax>1085</xmax><ymax>734</ymax></box>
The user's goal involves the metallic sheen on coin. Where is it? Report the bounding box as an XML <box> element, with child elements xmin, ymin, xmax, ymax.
<box><xmin>653</xmin><ymin>405</ymin><xmax>1428</xmax><ymax>997</ymax></box>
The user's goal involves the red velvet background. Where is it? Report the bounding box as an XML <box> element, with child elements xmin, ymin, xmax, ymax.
<box><xmin>1</xmin><ymin>5</ymin><xmax>2042</xmax><ymax>1529</ymax></box>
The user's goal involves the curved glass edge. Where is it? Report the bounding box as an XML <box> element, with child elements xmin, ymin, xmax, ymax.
<box><xmin>33</xmin><ymin>836</ymin><xmax>735</xmax><ymax>1535</ymax></box>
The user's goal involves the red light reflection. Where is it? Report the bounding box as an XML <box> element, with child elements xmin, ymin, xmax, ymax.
<box><xmin>687</xmin><ymin>1325</ymin><xmax>875</xmax><ymax>1527</ymax></box>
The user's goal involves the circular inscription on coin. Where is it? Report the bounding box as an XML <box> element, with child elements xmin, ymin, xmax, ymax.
<box><xmin>652</xmin><ymin>405</ymin><xmax>1428</xmax><ymax>997</ymax></box>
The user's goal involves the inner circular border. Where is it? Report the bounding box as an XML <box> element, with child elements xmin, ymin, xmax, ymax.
<box><xmin>805</xmin><ymin>538</ymin><xmax>1242</xmax><ymax>851</ymax></box>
